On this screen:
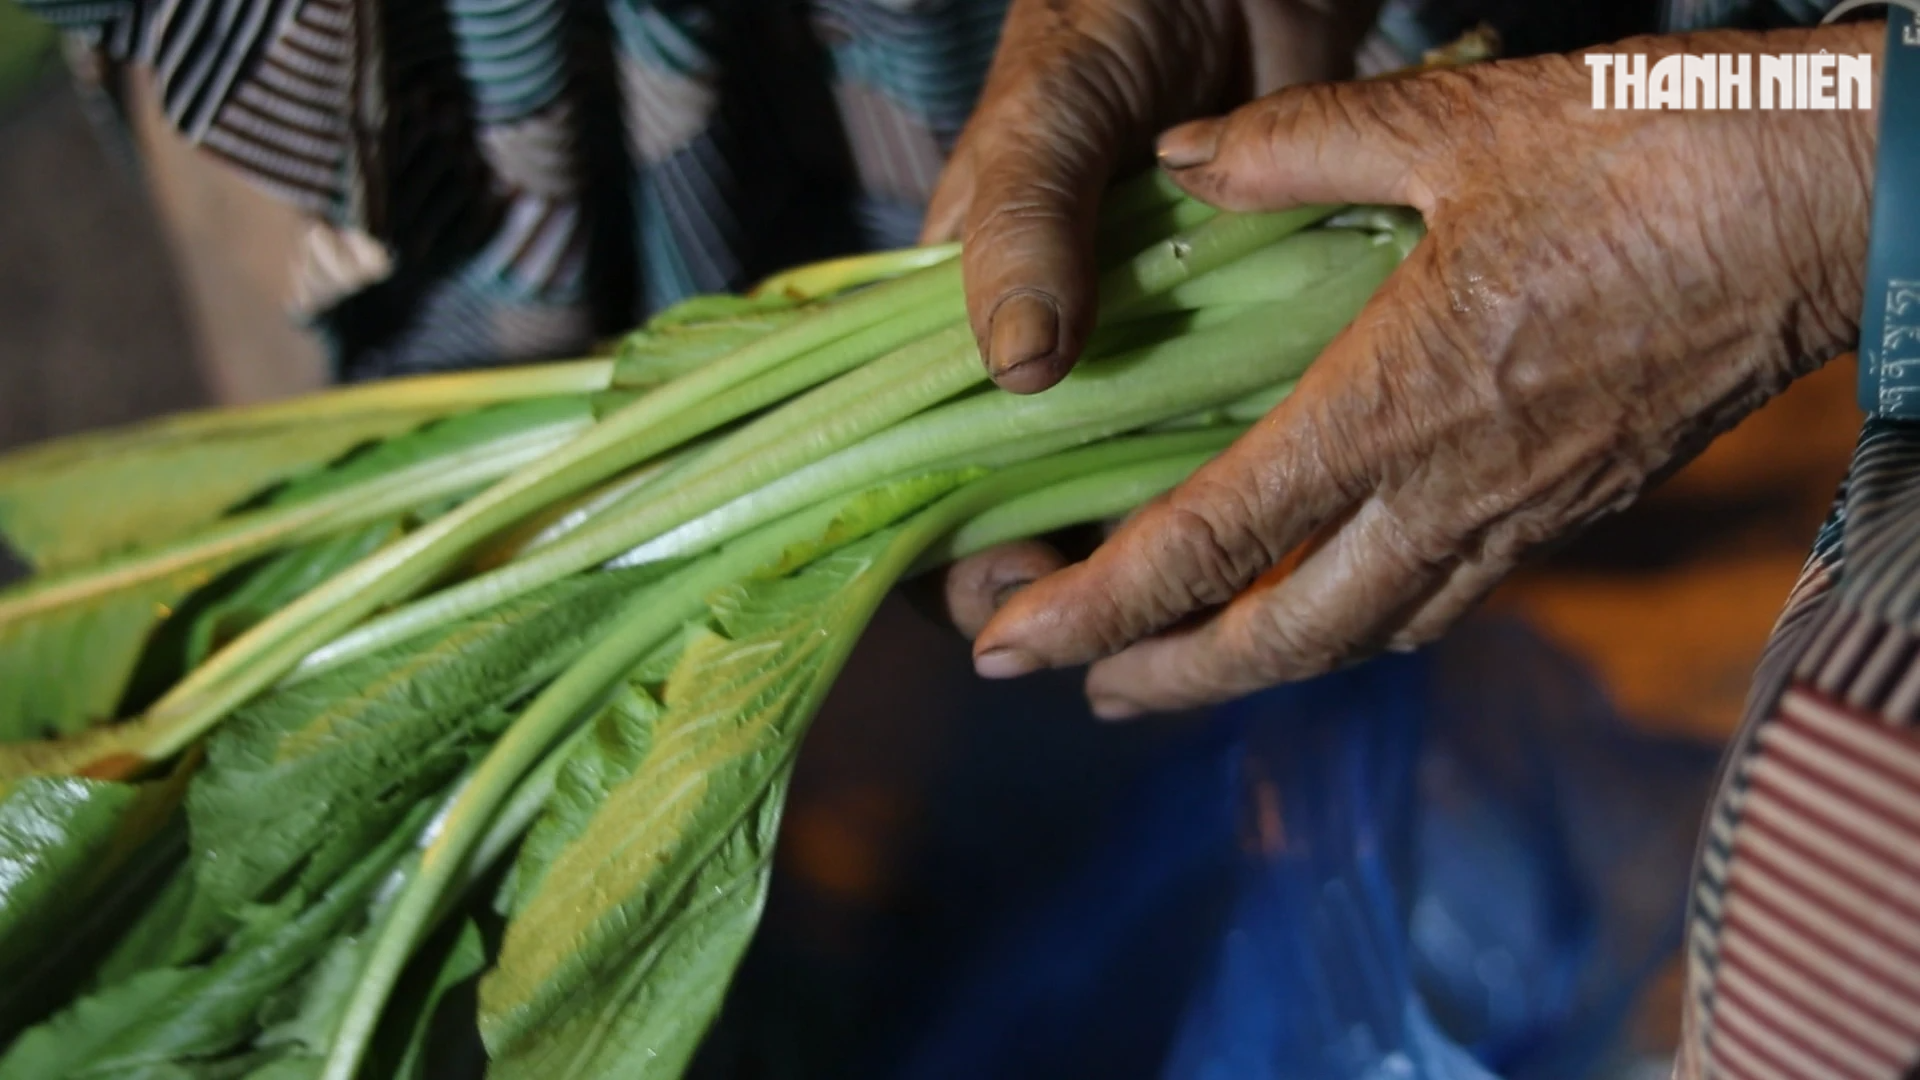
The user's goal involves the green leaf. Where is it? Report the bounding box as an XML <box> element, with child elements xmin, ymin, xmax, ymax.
<box><xmin>612</xmin><ymin>308</ymin><xmax>807</xmax><ymax>391</ymax></box>
<box><xmin>0</xmin><ymin>779</ymin><xmax>136</xmax><ymax>960</ymax></box>
<box><xmin>167</xmin><ymin>907</ymin><xmax>484</xmax><ymax>1080</ymax></box>
<box><xmin>303</xmin><ymin>473</ymin><xmax>972</xmax><ymax>1080</ymax></box>
<box><xmin>643</xmin><ymin>292</ymin><xmax>800</xmax><ymax>329</ymax></box>
<box><xmin>241</xmin><ymin>1057</ymin><xmax>324</xmax><ymax>1080</ymax></box>
<box><xmin>251</xmin><ymin>931</ymin><xmax>373</xmax><ymax>1059</ymax></box>
<box><xmin>488</xmin><ymin>779</ymin><xmax>781</xmax><ymax>1080</ymax></box>
<box><xmin>262</xmin><ymin>399</ymin><xmax>591</xmax><ymax>510</ymax></box>
<box><xmin>757</xmin><ymin>467</ymin><xmax>985</xmax><ymax>578</ymax></box>
<box><xmin>481</xmin><ymin>530</ymin><xmax>911</xmax><ymax>1078</ymax></box>
<box><xmin>466</xmin><ymin>449</ymin><xmax>1203</xmax><ymax>1078</ymax></box>
<box><xmin>0</xmin><ymin>355</ymin><xmax>611</xmax><ymax>575</ymax></box>
<box><xmin>0</xmin><ymin>793</ymin><xmax>430</xmax><ymax>1080</ymax></box>
<box><xmin>0</xmin><ymin>398</ymin><xmax>593</xmax><ymax>744</ymax></box>
<box><xmin>0</xmin><ymin>410</ymin><xmax>442</xmax><ymax>575</ymax></box>
<box><xmin>0</xmin><ymin>967</ymin><xmax>199</xmax><ymax>1080</ymax></box>
<box><xmin>503</xmin><ymin>686</ymin><xmax>660</xmax><ymax>917</ymax></box>
<box><xmin>89</xmin><ymin>864</ymin><xmax>482</xmax><ymax>1080</ymax></box>
<box><xmin>180</xmin><ymin>522</ymin><xmax>402</xmax><ymax>671</ymax></box>
<box><xmin>236</xmin><ymin>911</ymin><xmax>483</xmax><ymax>1080</ymax></box>
<box><xmin>88</xmin><ymin>862</ymin><xmax>203</xmax><ymax>987</ymax></box>
<box><xmin>0</xmin><ymin>773</ymin><xmax>187</xmax><ymax>983</ymax></box>
<box><xmin>0</xmin><ymin>567</ymin><xmax>223</xmax><ymax>743</ymax></box>
<box><xmin>185</xmin><ymin>563</ymin><xmax>674</xmax><ymax>925</ymax></box>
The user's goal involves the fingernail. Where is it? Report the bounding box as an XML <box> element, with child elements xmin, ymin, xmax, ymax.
<box><xmin>975</xmin><ymin>646</ymin><xmax>1040</xmax><ymax>680</ymax></box>
<box><xmin>1157</xmin><ymin>121</ymin><xmax>1222</xmax><ymax>170</ymax></box>
<box><xmin>986</xmin><ymin>292</ymin><xmax>1059</xmax><ymax>379</ymax></box>
<box><xmin>1090</xmin><ymin>696</ymin><xmax>1143</xmax><ymax>721</ymax></box>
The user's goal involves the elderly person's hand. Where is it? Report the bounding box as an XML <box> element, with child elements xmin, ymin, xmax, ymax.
<box><xmin>923</xmin><ymin>0</ymin><xmax>1382</xmax><ymax>392</ymax></box>
<box><xmin>966</xmin><ymin>25</ymin><xmax>1879</xmax><ymax>717</ymax></box>
<box><xmin>924</xmin><ymin>0</ymin><xmax>1383</xmax><ymax>639</ymax></box>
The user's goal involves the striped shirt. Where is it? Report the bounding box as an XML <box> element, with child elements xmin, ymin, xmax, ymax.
<box><xmin>20</xmin><ymin>0</ymin><xmax>1834</xmax><ymax>380</ymax></box>
<box><xmin>1676</xmin><ymin>417</ymin><xmax>1920</xmax><ymax>1080</ymax></box>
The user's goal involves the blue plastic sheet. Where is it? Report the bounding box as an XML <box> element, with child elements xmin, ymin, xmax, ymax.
<box><xmin>889</xmin><ymin>617</ymin><xmax>1717</xmax><ymax>1080</ymax></box>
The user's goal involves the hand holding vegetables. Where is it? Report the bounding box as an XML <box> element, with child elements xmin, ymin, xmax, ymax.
<box><xmin>922</xmin><ymin>0</ymin><xmax>1384</xmax><ymax>392</ymax></box>
<box><xmin>921</xmin><ymin>0</ymin><xmax>1388</xmax><ymax>639</ymax></box>
<box><xmin>973</xmin><ymin>25</ymin><xmax>1880</xmax><ymax>716</ymax></box>
<box><xmin>0</xmin><ymin>167</ymin><xmax>1412</xmax><ymax>1076</ymax></box>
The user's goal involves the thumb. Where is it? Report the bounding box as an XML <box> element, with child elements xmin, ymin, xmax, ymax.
<box><xmin>1155</xmin><ymin>81</ymin><xmax>1430</xmax><ymax>214</ymax></box>
<box><xmin>959</xmin><ymin>114</ymin><xmax>1120</xmax><ymax>395</ymax></box>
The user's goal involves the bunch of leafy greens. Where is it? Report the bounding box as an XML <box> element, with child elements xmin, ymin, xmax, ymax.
<box><xmin>0</xmin><ymin>171</ymin><xmax>1417</xmax><ymax>1079</ymax></box>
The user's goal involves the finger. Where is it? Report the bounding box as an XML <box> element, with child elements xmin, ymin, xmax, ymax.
<box><xmin>920</xmin><ymin>144</ymin><xmax>976</xmax><ymax>245</ymax></box>
<box><xmin>1382</xmin><ymin>554</ymin><xmax>1514</xmax><ymax>653</ymax></box>
<box><xmin>971</xmin><ymin>382</ymin><xmax>1372</xmax><ymax>679</ymax></box>
<box><xmin>960</xmin><ymin>111</ymin><xmax>1117</xmax><ymax>394</ymax></box>
<box><xmin>1082</xmin><ymin>496</ymin><xmax>1452</xmax><ymax>718</ymax></box>
<box><xmin>938</xmin><ymin>539</ymin><xmax>1070</xmax><ymax>640</ymax></box>
<box><xmin>1155</xmin><ymin>80</ymin><xmax>1431</xmax><ymax>214</ymax></box>
<box><xmin>957</xmin><ymin>0</ymin><xmax>1219</xmax><ymax>394</ymax></box>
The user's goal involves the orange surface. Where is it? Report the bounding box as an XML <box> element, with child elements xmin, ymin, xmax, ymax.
<box><xmin>1495</xmin><ymin>358</ymin><xmax>1861</xmax><ymax>742</ymax></box>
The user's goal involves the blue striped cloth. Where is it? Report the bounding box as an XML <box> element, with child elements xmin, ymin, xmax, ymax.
<box><xmin>20</xmin><ymin>0</ymin><xmax>1834</xmax><ymax>380</ymax></box>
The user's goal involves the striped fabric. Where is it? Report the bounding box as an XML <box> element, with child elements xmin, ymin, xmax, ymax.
<box><xmin>24</xmin><ymin>0</ymin><xmax>1831</xmax><ymax>379</ymax></box>
<box><xmin>1678</xmin><ymin>419</ymin><xmax>1920</xmax><ymax>1080</ymax></box>
<box><xmin>24</xmin><ymin>0</ymin><xmax>1020</xmax><ymax>379</ymax></box>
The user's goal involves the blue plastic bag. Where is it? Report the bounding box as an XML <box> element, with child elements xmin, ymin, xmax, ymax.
<box><xmin>1164</xmin><ymin>645</ymin><xmax>1492</xmax><ymax>1080</ymax></box>
<box><xmin>888</xmin><ymin>617</ymin><xmax>1716</xmax><ymax>1080</ymax></box>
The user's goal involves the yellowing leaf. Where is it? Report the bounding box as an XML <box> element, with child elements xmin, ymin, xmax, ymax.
<box><xmin>0</xmin><ymin>399</ymin><xmax>593</xmax><ymax>744</ymax></box>
<box><xmin>0</xmin><ymin>410</ymin><xmax>443</xmax><ymax>575</ymax></box>
<box><xmin>482</xmin><ymin>531</ymin><xmax>912</xmax><ymax>1079</ymax></box>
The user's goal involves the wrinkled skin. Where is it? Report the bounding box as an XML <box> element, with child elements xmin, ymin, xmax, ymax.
<box><xmin>922</xmin><ymin>0</ymin><xmax>1381</xmax><ymax>392</ymax></box>
<box><xmin>944</xmin><ymin>22</ymin><xmax>1879</xmax><ymax>717</ymax></box>
<box><xmin>923</xmin><ymin>0</ymin><xmax>1381</xmax><ymax>636</ymax></box>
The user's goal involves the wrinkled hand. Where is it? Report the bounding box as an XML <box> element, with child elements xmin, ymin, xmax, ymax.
<box><xmin>926</xmin><ymin>0</ymin><xmax>1379</xmax><ymax>639</ymax></box>
<box><xmin>970</xmin><ymin>26</ymin><xmax>1877</xmax><ymax>717</ymax></box>
<box><xmin>923</xmin><ymin>0</ymin><xmax>1381</xmax><ymax>392</ymax></box>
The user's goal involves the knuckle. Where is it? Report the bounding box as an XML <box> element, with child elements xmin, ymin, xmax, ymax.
<box><xmin>964</xmin><ymin>196</ymin><xmax>1069</xmax><ymax>251</ymax></box>
<box><xmin>1374</xmin><ymin>68</ymin><xmax>1480</xmax><ymax>153</ymax></box>
<box><xmin>1373</xmin><ymin>501</ymin><xmax>1456</xmax><ymax>573</ymax></box>
<box><xmin>1086</xmin><ymin>608</ymin><xmax>1152</xmax><ymax>664</ymax></box>
<box><xmin>1153</xmin><ymin>496</ymin><xmax>1272</xmax><ymax>608</ymax></box>
<box><xmin>942</xmin><ymin>551</ymin><xmax>998</xmax><ymax>604</ymax></box>
<box><xmin>1274</xmin><ymin>391</ymin><xmax>1380</xmax><ymax>501</ymax></box>
<box><xmin>960</xmin><ymin>157</ymin><xmax>1086</xmax><ymax>248</ymax></box>
<box><xmin>969</xmin><ymin>42</ymin><xmax>1136</xmax><ymax>170</ymax></box>
<box><xmin>1283</xmin><ymin>82</ymin><xmax>1401</xmax><ymax>161</ymax></box>
<box><xmin>1028</xmin><ymin>36</ymin><xmax>1141</xmax><ymax>140</ymax></box>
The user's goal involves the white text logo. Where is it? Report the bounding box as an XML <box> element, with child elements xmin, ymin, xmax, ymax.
<box><xmin>1584</xmin><ymin>53</ymin><xmax>1873</xmax><ymax>109</ymax></box>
